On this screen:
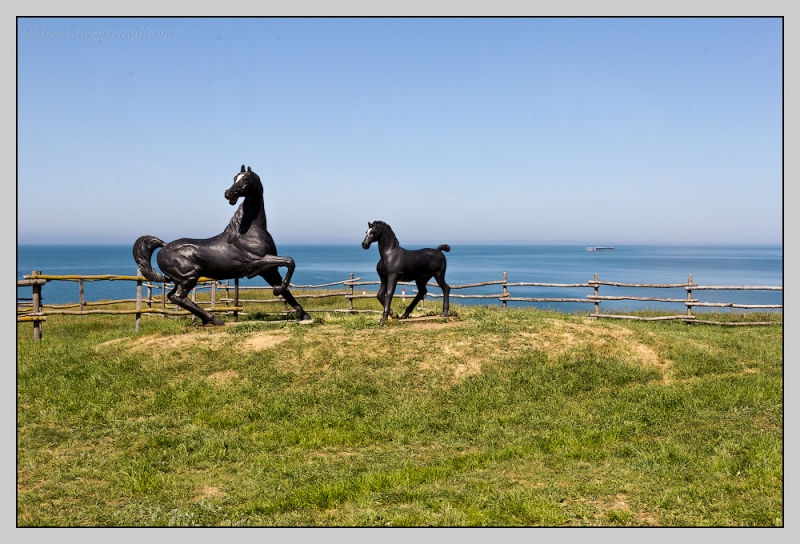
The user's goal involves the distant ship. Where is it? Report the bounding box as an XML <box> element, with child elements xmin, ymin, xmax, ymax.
<box><xmin>586</xmin><ymin>246</ymin><xmax>614</xmax><ymax>251</ymax></box>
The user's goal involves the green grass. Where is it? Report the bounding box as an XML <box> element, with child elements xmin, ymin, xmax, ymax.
<box><xmin>17</xmin><ymin>299</ymin><xmax>782</xmax><ymax>526</ymax></box>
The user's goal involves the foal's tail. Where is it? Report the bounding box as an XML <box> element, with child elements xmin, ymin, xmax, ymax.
<box><xmin>133</xmin><ymin>235</ymin><xmax>169</xmax><ymax>283</ymax></box>
<box><xmin>436</xmin><ymin>244</ymin><xmax>451</xmax><ymax>252</ymax></box>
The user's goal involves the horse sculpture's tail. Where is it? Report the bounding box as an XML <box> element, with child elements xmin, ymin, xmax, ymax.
<box><xmin>436</xmin><ymin>244</ymin><xmax>451</xmax><ymax>252</ymax></box>
<box><xmin>133</xmin><ymin>235</ymin><xmax>169</xmax><ymax>283</ymax></box>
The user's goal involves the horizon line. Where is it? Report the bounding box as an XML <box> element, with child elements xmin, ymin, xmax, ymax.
<box><xmin>17</xmin><ymin>240</ymin><xmax>784</xmax><ymax>247</ymax></box>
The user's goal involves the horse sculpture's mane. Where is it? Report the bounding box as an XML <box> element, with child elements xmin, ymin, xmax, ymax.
<box><xmin>225</xmin><ymin>204</ymin><xmax>245</xmax><ymax>243</ymax></box>
<box><xmin>371</xmin><ymin>220</ymin><xmax>396</xmax><ymax>236</ymax></box>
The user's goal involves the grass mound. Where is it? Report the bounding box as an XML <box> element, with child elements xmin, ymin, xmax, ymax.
<box><xmin>17</xmin><ymin>304</ymin><xmax>782</xmax><ymax>526</ymax></box>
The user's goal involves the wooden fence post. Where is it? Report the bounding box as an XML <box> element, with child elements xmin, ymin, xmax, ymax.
<box><xmin>348</xmin><ymin>273</ymin><xmax>354</xmax><ymax>312</ymax></box>
<box><xmin>191</xmin><ymin>287</ymin><xmax>197</xmax><ymax>321</ymax></box>
<box><xmin>211</xmin><ymin>281</ymin><xmax>216</xmax><ymax>310</ymax></box>
<box><xmin>31</xmin><ymin>270</ymin><xmax>42</xmax><ymax>341</ymax></box>
<box><xmin>502</xmin><ymin>272</ymin><xmax>508</xmax><ymax>310</ymax></box>
<box><xmin>135</xmin><ymin>269</ymin><xmax>143</xmax><ymax>333</ymax></box>
<box><xmin>233</xmin><ymin>278</ymin><xmax>239</xmax><ymax>323</ymax></box>
<box><xmin>79</xmin><ymin>279</ymin><xmax>85</xmax><ymax>313</ymax></box>
<box><xmin>593</xmin><ymin>273</ymin><xmax>600</xmax><ymax>317</ymax></box>
<box><xmin>686</xmin><ymin>274</ymin><xmax>693</xmax><ymax>326</ymax></box>
<box><xmin>161</xmin><ymin>281</ymin><xmax>167</xmax><ymax>317</ymax></box>
<box><xmin>146</xmin><ymin>283</ymin><xmax>152</xmax><ymax>309</ymax></box>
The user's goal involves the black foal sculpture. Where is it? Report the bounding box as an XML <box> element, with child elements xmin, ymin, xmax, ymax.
<box><xmin>133</xmin><ymin>165</ymin><xmax>312</xmax><ymax>325</ymax></box>
<box><xmin>361</xmin><ymin>221</ymin><xmax>451</xmax><ymax>324</ymax></box>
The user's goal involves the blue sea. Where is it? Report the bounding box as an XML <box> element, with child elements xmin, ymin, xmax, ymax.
<box><xmin>17</xmin><ymin>244</ymin><xmax>783</xmax><ymax>313</ymax></box>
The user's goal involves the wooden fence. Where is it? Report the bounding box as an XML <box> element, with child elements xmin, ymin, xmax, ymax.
<box><xmin>17</xmin><ymin>270</ymin><xmax>783</xmax><ymax>340</ymax></box>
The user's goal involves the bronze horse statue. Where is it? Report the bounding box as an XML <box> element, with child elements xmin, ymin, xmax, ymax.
<box><xmin>361</xmin><ymin>221</ymin><xmax>451</xmax><ymax>324</ymax></box>
<box><xmin>133</xmin><ymin>165</ymin><xmax>312</xmax><ymax>325</ymax></box>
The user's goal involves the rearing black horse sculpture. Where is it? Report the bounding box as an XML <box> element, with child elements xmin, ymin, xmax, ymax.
<box><xmin>133</xmin><ymin>165</ymin><xmax>312</xmax><ymax>326</ymax></box>
<box><xmin>361</xmin><ymin>221</ymin><xmax>451</xmax><ymax>324</ymax></box>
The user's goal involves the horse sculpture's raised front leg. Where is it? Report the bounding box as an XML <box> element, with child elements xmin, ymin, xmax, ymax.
<box><xmin>244</xmin><ymin>254</ymin><xmax>295</xmax><ymax>295</ymax></box>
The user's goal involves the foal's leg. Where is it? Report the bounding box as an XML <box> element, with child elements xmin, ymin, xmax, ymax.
<box><xmin>434</xmin><ymin>273</ymin><xmax>451</xmax><ymax>317</ymax></box>
<box><xmin>262</xmin><ymin>268</ymin><xmax>312</xmax><ymax>323</ymax></box>
<box><xmin>380</xmin><ymin>275</ymin><xmax>399</xmax><ymax>324</ymax></box>
<box><xmin>376</xmin><ymin>280</ymin><xmax>387</xmax><ymax>309</ymax></box>
<box><xmin>401</xmin><ymin>276</ymin><xmax>430</xmax><ymax>318</ymax></box>
<box><xmin>376</xmin><ymin>275</ymin><xmax>397</xmax><ymax>320</ymax></box>
<box><xmin>168</xmin><ymin>279</ymin><xmax>224</xmax><ymax>326</ymax></box>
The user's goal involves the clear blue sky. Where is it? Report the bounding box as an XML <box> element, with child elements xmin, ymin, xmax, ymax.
<box><xmin>17</xmin><ymin>17</ymin><xmax>783</xmax><ymax>246</ymax></box>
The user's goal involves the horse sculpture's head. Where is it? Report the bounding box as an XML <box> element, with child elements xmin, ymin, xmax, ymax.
<box><xmin>225</xmin><ymin>165</ymin><xmax>262</xmax><ymax>205</ymax></box>
<box><xmin>362</xmin><ymin>221</ymin><xmax>390</xmax><ymax>250</ymax></box>
<box><xmin>361</xmin><ymin>222</ymin><xmax>377</xmax><ymax>249</ymax></box>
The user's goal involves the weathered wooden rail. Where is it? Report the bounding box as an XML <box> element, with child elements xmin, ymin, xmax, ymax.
<box><xmin>17</xmin><ymin>270</ymin><xmax>782</xmax><ymax>340</ymax></box>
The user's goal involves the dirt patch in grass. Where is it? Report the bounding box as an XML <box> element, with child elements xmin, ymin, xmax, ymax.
<box><xmin>193</xmin><ymin>486</ymin><xmax>224</xmax><ymax>502</ymax></box>
<box><xmin>570</xmin><ymin>493</ymin><xmax>659</xmax><ymax>526</ymax></box>
<box><xmin>399</xmin><ymin>319</ymin><xmax>462</xmax><ymax>330</ymax></box>
<box><xmin>102</xmin><ymin>331</ymin><xmax>229</xmax><ymax>354</ymax></box>
<box><xmin>98</xmin><ymin>329</ymin><xmax>290</xmax><ymax>357</ymax></box>
<box><xmin>206</xmin><ymin>370</ymin><xmax>239</xmax><ymax>385</ymax></box>
<box><xmin>420</xmin><ymin>337</ymin><xmax>480</xmax><ymax>380</ymax></box>
<box><xmin>408</xmin><ymin>360</ymin><xmax>483</xmax><ymax>386</ymax></box>
<box><xmin>517</xmin><ymin>319</ymin><xmax>671</xmax><ymax>367</ymax></box>
<box><xmin>239</xmin><ymin>332</ymin><xmax>290</xmax><ymax>351</ymax></box>
<box><xmin>591</xmin><ymin>493</ymin><xmax>659</xmax><ymax>526</ymax></box>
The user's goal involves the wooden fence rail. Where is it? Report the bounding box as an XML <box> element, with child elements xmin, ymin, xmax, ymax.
<box><xmin>17</xmin><ymin>270</ymin><xmax>782</xmax><ymax>340</ymax></box>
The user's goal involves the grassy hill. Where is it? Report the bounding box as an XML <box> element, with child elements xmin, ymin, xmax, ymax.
<box><xmin>17</xmin><ymin>300</ymin><xmax>783</xmax><ymax>526</ymax></box>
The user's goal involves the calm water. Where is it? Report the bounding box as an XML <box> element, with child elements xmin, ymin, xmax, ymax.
<box><xmin>17</xmin><ymin>244</ymin><xmax>783</xmax><ymax>313</ymax></box>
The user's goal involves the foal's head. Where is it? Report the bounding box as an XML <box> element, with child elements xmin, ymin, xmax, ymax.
<box><xmin>225</xmin><ymin>165</ymin><xmax>263</xmax><ymax>205</ymax></box>
<box><xmin>362</xmin><ymin>221</ymin><xmax>393</xmax><ymax>250</ymax></box>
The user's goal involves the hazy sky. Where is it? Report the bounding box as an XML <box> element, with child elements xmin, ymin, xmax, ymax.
<box><xmin>17</xmin><ymin>16</ymin><xmax>782</xmax><ymax>246</ymax></box>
